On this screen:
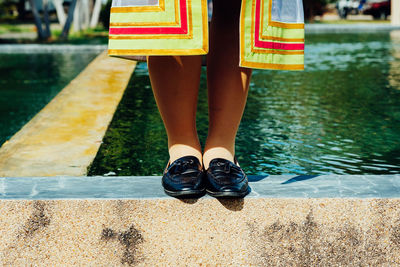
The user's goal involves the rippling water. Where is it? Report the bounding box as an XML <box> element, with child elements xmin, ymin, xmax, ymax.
<box><xmin>89</xmin><ymin>31</ymin><xmax>400</xmax><ymax>176</ymax></box>
<box><xmin>0</xmin><ymin>52</ymin><xmax>98</xmax><ymax>146</ymax></box>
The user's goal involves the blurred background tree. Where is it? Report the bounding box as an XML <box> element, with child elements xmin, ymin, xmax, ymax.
<box><xmin>99</xmin><ymin>0</ymin><xmax>110</xmax><ymax>30</ymax></box>
<box><xmin>0</xmin><ymin>0</ymin><xmax>104</xmax><ymax>40</ymax></box>
<box><xmin>303</xmin><ymin>0</ymin><xmax>337</xmax><ymax>21</ymax></box>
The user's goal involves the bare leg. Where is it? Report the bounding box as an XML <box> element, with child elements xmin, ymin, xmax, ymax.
<box><xmin>148</xmin><ymin>55</ymin><xmax>203</xmax><ymax>165</ymax></box>
<box><xmin>203</xmin><ymin>0</ymin><xmax>252</xmax><ymax>169</ymax></box>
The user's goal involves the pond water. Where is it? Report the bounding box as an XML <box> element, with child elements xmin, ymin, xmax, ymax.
<box><xmin>0</xmin><ymin>52</ymin><xmax>99</xmax><ymax>146</ymax></box>
<box><xmin>89</xmin><ymin>31</ymin><xmax>400</xmax><ymax>176</ymax></box>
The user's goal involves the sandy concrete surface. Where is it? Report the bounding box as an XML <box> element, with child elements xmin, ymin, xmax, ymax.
<box><xmin>0</xmin><ymin>51</ymin><xmax>136</xmax><ymax>177</ymax></box>
<box><xmin>0</xmin><ymin>198</ymin><xmax>399</xmax><ymax>266</ymax></box>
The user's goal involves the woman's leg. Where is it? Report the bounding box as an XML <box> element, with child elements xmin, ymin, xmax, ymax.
<box><xmin>148</xmin><ymin>55</ymin><xmax>203</xmax><ymax>165</ymax></box>
<box><xmin>203</xmin><ymin>0</ymin><xmax>252</xmax><ymax>169</ymax></box>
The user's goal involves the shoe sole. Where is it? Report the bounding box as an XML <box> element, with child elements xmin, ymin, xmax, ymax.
<box><xmin>163</xmin><ymin>188</ymin><xmax>206</xmax><ymax>198</ymax></box>
<box><xmin>206</xmin><ymin>186</ymin><xmax>251</xmax><ymax>198</ymax></box>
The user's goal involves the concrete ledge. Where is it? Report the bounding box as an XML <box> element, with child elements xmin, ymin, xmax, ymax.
<box><xmin>306</xmin><ymin>23</ymin><xmax>400</xmax><ymax>33</ymax></box>
<box><xmin>1</xmin><ymin>175</ymin><xmax>400</xmax><ymax>199</ymax></box>
<box><xmin>0</xmin><ymin>44</ymin><xmax>108</xmax><ymax>53</ymax></box>
<box><xmin>1</xmin><ymin>175</ymin><xmax>400</xmax><ymax>265</ymax></box>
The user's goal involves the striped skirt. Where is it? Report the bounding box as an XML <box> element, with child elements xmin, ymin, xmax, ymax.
<box><xmin>108</xmin><ymin>0</ymin><xmax>304</xmax><ymax>70</ymax></box>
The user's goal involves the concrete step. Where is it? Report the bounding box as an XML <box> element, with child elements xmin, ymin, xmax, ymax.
<box><xmin>1</xmin><ymin>175</ymin><xmax>400</xmax><ymax>266</ymax></box>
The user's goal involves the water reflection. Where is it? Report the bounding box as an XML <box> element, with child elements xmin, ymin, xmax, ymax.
<box><xmin>0</xmin><ymin>53</ymin><xmax>98</xmax><ymax>146</ymax></box>
<box><xmin>389</xmin><ymin>30</ymin><xmax>400</xmax><ymax>90</ymax></box>
<box><xmin>89</xmin><ymin>32</ymin><xmax>400</xmax><ymax>176</ymax></box>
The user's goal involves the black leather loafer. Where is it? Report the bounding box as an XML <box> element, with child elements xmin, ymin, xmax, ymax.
<box><xmin>205</xmin><ymin>157</ymin><xmax>251</xmax><ymax>198</ymax></box>
<box><xmin>162</xmin><ymin>155</ymin><xmax>206</xmax><ymax>198</ymax></box>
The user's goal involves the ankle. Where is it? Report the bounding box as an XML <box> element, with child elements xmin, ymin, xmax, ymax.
<box><xmin>168</xmin><ymin>144</ymin><xmax>203</xmax><ymax>166</ymax></box>
<box><xmin>202</xmin><ymin>147</ymin><xmax>234</xmax><ymax>169</ymax></box>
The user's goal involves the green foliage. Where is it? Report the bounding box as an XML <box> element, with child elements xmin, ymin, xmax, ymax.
<box><xmin>0</xmin><ymin>0</ymin><xmax>15</xmax><ymax>17</ymax></box>
<box><xmin>0</xmin><ymin>23</ymin><xmax>30</xmax><ymax>34</ymax></box>
<box><xmin>51</xmin><ymin>27</ymin><xmax>108</xmax><ymax>44</ymax></box>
